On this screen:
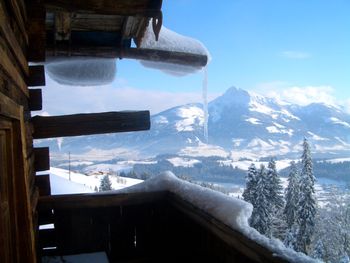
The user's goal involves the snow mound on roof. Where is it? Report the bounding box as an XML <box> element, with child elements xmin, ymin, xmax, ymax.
<box><xmin>115</xmin><ymin>172</ymin><xmax>317</xmax><ymax>263</ymax></box>
<box><xmin>139</xmin><ymin>23</ymin><xmax>210</xmax><ymax>76</ymax></box>
<box><xmin>46</xmin><ymin>58</ymin><xmax>116</xmax><ymax>86</ymax></box>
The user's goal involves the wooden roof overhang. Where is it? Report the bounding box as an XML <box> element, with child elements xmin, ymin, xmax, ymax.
<box><xmin>26</xmin><ymin>0</ymin><xmax>208</xmax><ymax>140</ymax></box>
<box><xmin>27</xmin><ymin>0</ymin><xmax>207</xmax><ymax>67</ymax></box>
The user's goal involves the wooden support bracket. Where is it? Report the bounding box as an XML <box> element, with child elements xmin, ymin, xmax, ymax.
<box><xmin>34</xmin><ymin>147</ymin><xmax>50</xmax><ymax>172</ymax></box>
<box><xmin>29</xmin><ymin>89</ymin><xmax>42</xmax><ymax>111</ymax></box>
<box><xmin>27</xmin><ymin>66</ymin><xmax>45</xmax><ymax>87</ymax></box>
<box><xmin>35</xmin><ymin>174</ymin><xmax>51</xmax><ymax>196</ymax></box>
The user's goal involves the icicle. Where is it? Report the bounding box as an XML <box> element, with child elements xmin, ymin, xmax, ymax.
<box><xmin>202</xmin><ymin>66</ymin><xmax>208</xmax><ymax>143</ymax></box>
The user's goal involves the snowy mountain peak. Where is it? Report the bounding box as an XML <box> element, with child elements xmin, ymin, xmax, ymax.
<box><xmin>38</xmin><ymin>87</ymin><xmax>350</xmax><ymax>159</ymax></box>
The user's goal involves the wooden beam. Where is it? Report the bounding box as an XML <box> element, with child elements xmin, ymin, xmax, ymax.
<box><xmin>28</xmin><ymin>89</ymin><xmax>42</xmax><ymax>111</ymax></box>
<box><xmin>27</xmin><ymin>66</ymin><xmax>45</xmax><ymax>87</ymax></box>
<box><xmin>46</xmin><ymin>47</ymin><xmax>208</xmax><ymax>67</ymax></box>
<box><xmin>34</xmin><ymin>147</ymin><xmax>50</xmax><ymax>172</ymax></box>
<box><xmin>44</xmin><ymin>0</ymin><xmax>162</xmax><ymax>16</ymax></box>
<box><xmin>35</xmin><ymin>174</ymin><xmax>51</xmax><ymax>196</ymax></box>
<box><xmin>32</xmin><ymin>111</ymin><xmax>150</xmax><ymax>139</ymax></box>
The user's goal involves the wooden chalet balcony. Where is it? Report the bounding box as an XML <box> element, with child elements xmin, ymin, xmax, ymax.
<box><xmin>37</xmin><ymin>189</ymin><xmax>289</xmax><ymax>263</ymax></box>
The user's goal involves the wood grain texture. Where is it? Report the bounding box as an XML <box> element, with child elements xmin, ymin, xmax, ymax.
<box><xmin>46</xmin><ymin>46</ymin><xmax>208</xmax><ymax>67</ymax></box>
<box><xmin>32</xmin><ymin>111</ymin><xmax>151</xmax><ymax>139</ymax></box>
<box><xmin>0</xmin><ymin>44</ymin><xmax>28</xmax><ymax>97</ymax></box>
<box><xmin>0</xmin><ymin>0</ymin><xmax>28</xmax><ymax>76</ymax></box>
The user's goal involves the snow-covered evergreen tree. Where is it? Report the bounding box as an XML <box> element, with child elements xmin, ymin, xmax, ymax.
<box><xmin>99</xmin><ymin>174</ymin><xmax>113</xmax><ymax>191</ymax></box>
<box><xmin>311</xmin><ymin>239</ymin><xmax>324</xmax><ymax>261</ymax></box>
<box><xmin>340</xmin><ymin>253</ymin><xmax>350</xmax><ymax>263</ymax></box>
<box><xmin>295</xmin><ymin>138</ymin><xmax>317</xmax><ymax>254</ymax></box>
<box><xmin>266</xmin><ymin>159</ymin><xmax>285</xmax><ymax>239</ymax></box>
<box><xmin>249</xmin><ymin>164</ymin><xmax>272</xmax><ymax>237</ymax></box>
<box><xmin>266</xmin><ymin>159</ymin><xmax>284</xmax><ymax>210</ymax></box>
<box><xmin>243</xmin><ymin>163</ymin><xmax>258</xmax><ymax>204</ymax></box>
<box><xmin>284</xmin><ymin>224</ymin><xmax>299</xmax><ymax>251</ymax></box>
<box><xmin>284</xmin><ymin>161</ymin><xmax>300</xmax><ymax>228</ymax></box>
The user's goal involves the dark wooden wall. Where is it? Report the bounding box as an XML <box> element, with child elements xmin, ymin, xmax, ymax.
<box><xmin>0</xmin><ymin>0</ymin><xmax>45</xmax><ymax>262</ymax></box>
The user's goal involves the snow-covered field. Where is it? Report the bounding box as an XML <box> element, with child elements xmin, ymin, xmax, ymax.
<box><xmin>46</xmin><ymin>167</ymin><xmax>142</xmax><ymax>195</ymax></box>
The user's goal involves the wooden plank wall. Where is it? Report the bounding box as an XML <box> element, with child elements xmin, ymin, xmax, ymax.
<box><xmin>0</xmin><ymin>0</ymin><xmax>45</xmax><ymax>262</ymax></box>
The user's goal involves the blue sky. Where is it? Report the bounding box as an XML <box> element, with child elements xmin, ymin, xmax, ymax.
<box><xmin>42</xmin><ymin>1</ymin><xmax>350</xmax><ymax>115</ymax></box>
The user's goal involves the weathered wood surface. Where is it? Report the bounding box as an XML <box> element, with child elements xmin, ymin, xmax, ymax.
<box><xmin>47</xmin><ymin>46</ymin><xmax>208</xmax><ymax>67</ymax></box>
<box><xmin>0</xmin><ymin>40</ymin><xmax>28</xmax><ymax>97</ymax></box>
<box><xmin>28</xmin><ymin>89</ymin><xmax>42</xmax><ymax>111</ymax></box>
<box><xmin>0</xmin><ymin>0</ymin><xmax>28</xmax><ymax>76</ymax></box>
<box><xmin>32</xmin><ymin>111</ymin><xmax>151</xmax><ymax>139</ymax></box>
<box><xmin>6</xmin><ymin>0</ymin><xmax>28</xmax><ymax>43</ymax></box>
<box><xmin>0</xmin><ymin>92</ymin><xmax>21</xmax><ymax>119</ymax></box>
<box><xmin>34</xmin><ymin>147</ymin><xmax>50</xmax><ymax>172</ymax></box>
<box><xmin>27</xmin><ymin>66</ymin><xmax>45</xmax><ymax>87</ymax></box>
<box><xmin>44</xmin><ymin>0</ymin><xmax>162</xmax><ymax>16</ymax></box>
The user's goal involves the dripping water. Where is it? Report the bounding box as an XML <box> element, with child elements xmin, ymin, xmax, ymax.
<box><xmin>202</xmin><ymin>66</ymin><xmax>208</xmax><ymax>143</ymax></box>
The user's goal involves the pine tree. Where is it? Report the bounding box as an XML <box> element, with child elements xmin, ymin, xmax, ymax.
<box><xmin>284</xmin><ymin>161</ymin><xmax>300</xmax><ymax>228</ymax></box>
<box><xmin>266</xmin><ymin>159</ymin><xmax>285</xmax><ymax>239</ymax></box>
<box><xmin>249</xmin><ymin>164</ymin><xmax>272</xmax><ymax>237</ymax></box>
<box><xmin>311</xmin><ymin>239</ymin><xmax>324</xmax><ymax>261</ymax></box>
<box><xmin>295</xmin><ymin>138</ymin><xmax>317</xmax><ymax>254</ymax></box>
<box><xmin>266</xmin><ymin>158</ymin><xmax>284</xmax><ymax>211</ymax></box>
<box><xmin>99</xmin><ymin>174</ymin><xmax>113</xmax><ymax>191</ymax></box>
<box><xmin>243</xmin><ymin>163</ymin><xmax>258</xmax><ymax>204</ymax></box>
<box><xmin>284</xmin><ymin>224</ymin><xmax>299</xmax><ymax>250</ymax></box>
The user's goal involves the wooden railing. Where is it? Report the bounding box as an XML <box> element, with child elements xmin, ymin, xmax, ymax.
<box><xmin>37</xmin><ymin>191</ymin><xmax>289</xmax><ymax>263</ymax></box>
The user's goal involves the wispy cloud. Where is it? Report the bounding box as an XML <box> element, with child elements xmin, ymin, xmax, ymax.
<box><xmin>280</xmin><ymin>50</ymin><xmax>311</xmax><ymax>59</ymax></box>
<box><xmin>254</xmin><ymin>82</ymin><xmax>338</xmax><ymax>108</ymax></box>
<box><xmin>35</xmin><ymin>74</ymin><xmax>219</xmax><ymax>116</ymax></box>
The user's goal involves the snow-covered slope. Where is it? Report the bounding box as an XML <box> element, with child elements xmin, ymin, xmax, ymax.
<box><xmin>47</xmin><ymin>167</ymin><xmax>142</xmax><ymax>195</ymax></box>
<box><xmin>36</xmin><ymin>87</ymin><xmax>350</xmax><ymax>159</ymax></box>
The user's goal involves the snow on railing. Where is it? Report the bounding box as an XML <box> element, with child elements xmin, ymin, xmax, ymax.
<box><xmin>116</xmin><ymin>172</ymin><xmax>319</xmax><ymax>263</ymax></box>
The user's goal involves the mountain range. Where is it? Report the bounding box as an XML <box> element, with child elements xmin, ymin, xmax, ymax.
<box><xmin>37</xmin><ymin>87</ymin><xmax>350</xmax><ymax>160</ymax></box>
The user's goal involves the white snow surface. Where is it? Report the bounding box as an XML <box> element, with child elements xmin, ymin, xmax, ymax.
<box><xmin>42</xmin><ymin>252</ymin><xmax>109</xmax><ymax>263</ymax></box>
<box><xmin>167</xmin><ymin>157</ymin><xmax>200</xmax><ymax>167</ymax></box>
<box><xmin>115</xmin><ymin>172</ymin><xmax>317</xmax><ymax>263</ymax></box>
<box><xmin>329</xmin><ymin>117</ymin><xmax>350</xmax><ymax>128</ymax></box>
<box><xmin>47</xmin><ymin>167</ymin><xmax>142</xmax><ymax>195</ymax></box>
<box><xmin>46</xmin><ymin>58</ymin><xmax>116</xmax><ymax>86</ymax></box>
<box><xmin>179</xmin><ymin>142</ymin><xmax>229</xmax><ymax>157</ymax></box>
<box><xmin>175</xmin><ymin>106</ymin><xmax>203</xmax><ymax>131</ymax></box>
<box><xmin>325</xmin><ymin>157</ymin><xmax>350</xmax><ymax>164</ymax></box>
<box><xmin>139</xmin><ymin>23</ymin><xmax>210</xmax><ymax>76</ymax></box>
